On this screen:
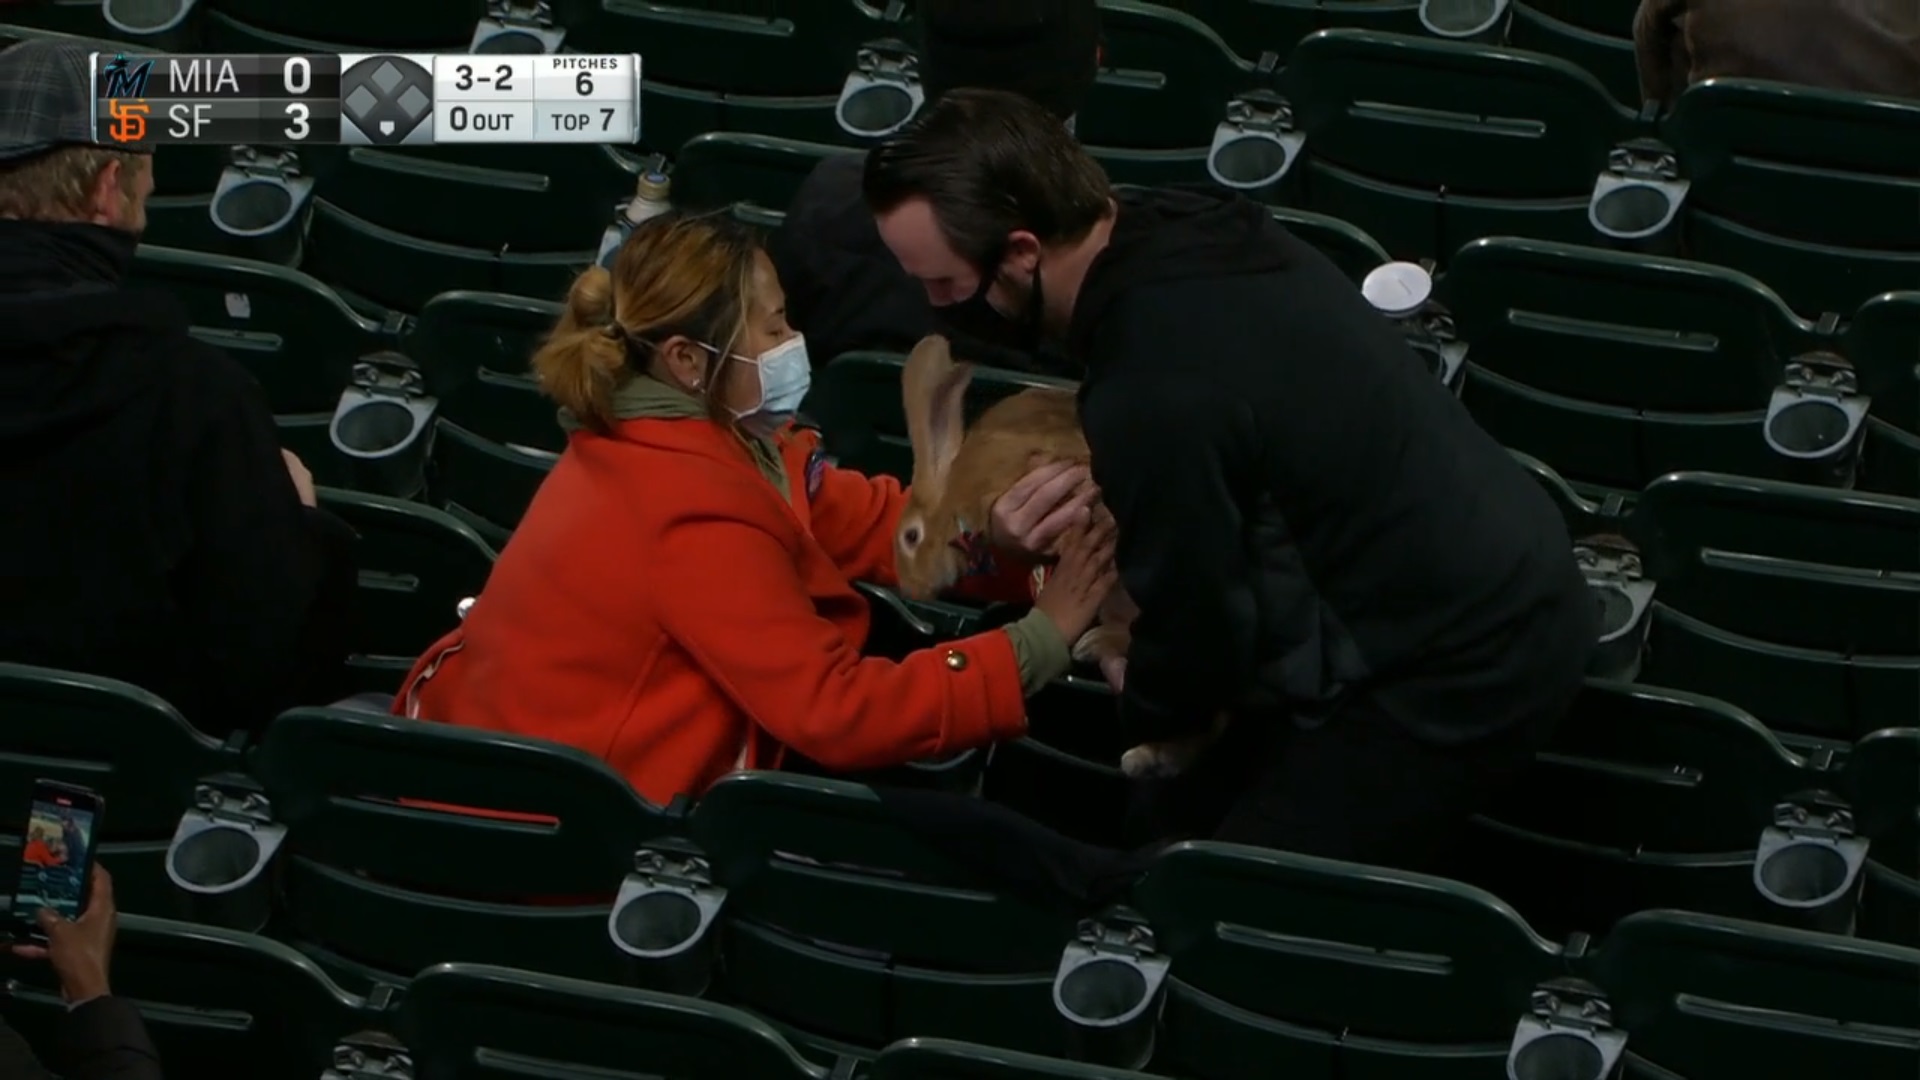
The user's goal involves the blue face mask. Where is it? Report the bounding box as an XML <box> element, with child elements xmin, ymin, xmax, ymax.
<box><xmin>725</xmin><ymin>333</ymin><xmax>811</xmax><ymax>437</ymax></box>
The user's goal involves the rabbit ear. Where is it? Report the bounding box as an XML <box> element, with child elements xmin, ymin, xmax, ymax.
<box><xmin>902</xmin><ymin>335</ymin><xmax>975</xmax><ymax>505</ymax></box>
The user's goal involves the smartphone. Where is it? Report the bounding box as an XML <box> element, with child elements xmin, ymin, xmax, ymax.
<box><xmin>11</xmin><ymin>780</ymin><xmax>102</xmax><ymax>941</ymax></box>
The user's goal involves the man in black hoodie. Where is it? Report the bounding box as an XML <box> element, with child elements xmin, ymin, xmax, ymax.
<box><xmin>0</xmin><ymin>38</ymin><xmax>354</xmax><ymax>736</ymax></box>
<box><xmin>865</xmin><ymin>90</ymin><xmax>1598</xmax><ymax>871</ymax></box>
<box><xmin>768</xmin><ymin>0</ymin><xmax>1099</xmax><ymax>373</ymax></box>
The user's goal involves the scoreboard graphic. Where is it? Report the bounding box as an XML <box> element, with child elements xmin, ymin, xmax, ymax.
<box><xmin>90</xmin><ymin>53</ymin><xmax>643</xmax><ymax>147</ymax></box>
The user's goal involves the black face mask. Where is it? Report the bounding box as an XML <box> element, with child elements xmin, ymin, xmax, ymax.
<box><xmin>935</xmin><ymin>257</ymin><xmax>1045</xmax><ymax>359</ymax></box>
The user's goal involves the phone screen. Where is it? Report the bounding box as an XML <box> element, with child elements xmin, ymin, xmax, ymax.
<box><xmin>14</xmin><ymin>786</ymin><xmax>98</xmax><ymax>925</ymax></box>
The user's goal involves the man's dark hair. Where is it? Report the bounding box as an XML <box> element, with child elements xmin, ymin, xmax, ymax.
<box><xmin>863</xmin><ymin>87</ymin><xmax>1113</xmax><ymax>270</ymax></box>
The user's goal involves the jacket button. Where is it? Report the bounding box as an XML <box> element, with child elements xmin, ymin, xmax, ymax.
<box><xmin>944</xmin><ymin>650</ymin><xmax>968</xmax><ymax>672</ymax></box>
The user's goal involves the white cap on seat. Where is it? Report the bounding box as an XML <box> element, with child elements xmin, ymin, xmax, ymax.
<box><xmin>1361</xmin><ymin>261</ymin><xmax>1434</xmax><ymax>319</ymax></box>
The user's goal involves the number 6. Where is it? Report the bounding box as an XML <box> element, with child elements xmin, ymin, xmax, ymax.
<box><xmin>576</xmin><ymin>71</ymin><xmax>592</xmax><ymax>95</ymax></box>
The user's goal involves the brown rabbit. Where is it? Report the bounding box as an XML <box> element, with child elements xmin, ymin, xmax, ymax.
<box><xmin>892</xmin><ymin>335</ymin><xmax>1225</xmax><ymax>778</ymax></box>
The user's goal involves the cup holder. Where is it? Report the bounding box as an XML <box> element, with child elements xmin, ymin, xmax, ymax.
<box><xmin>838</xmin><ymin>79</ymin><xmax>921</xmax><ymax>139</ymax></box>
<box><xmin>1419</xmin><ymin>0</ymin><xmax>1511</xmax><ymax>41</ymax></box>
<box><xmin>166</xmin><ymin>783</ymin><xmax>287</xmax><ymax>933</ymax></box>
<box><xmin>837</xmin><ymin>44</ymin><xmax>923</xmax><ymax>140</ymax></box>
<box><xmin>607</xmin><ymin>848</ymin><xmax>727</xmax><ymax>996</ymax></box>
<box><xmin>1588</xmin><ymin>172</ymin><xmax>1686</xmax><ymax>252</ymax></box>
<box><xmin>1207</xmin><ymin>92</ymin><xmax>1302</xmax><ymax>193</ymax></box>
<box><xmin>1754</xmin><ymin>799</ymin><xmax>1868</xmax><ymax>936</ymax></box>
<box><xmin>1763</xmin><ymin>358</ymin><xmax>1870</xmax><ymax>486</ymax></box>
<box><xmin>1053</xmin><ymin>920</ymin><xmax>1169</xmax><ymax>1069</ymax></box>
<box><xmin>330</xmin><ymin>355</ymin><xmax>439</xmax><ymax>499</ymax></box>
<box><xmin>104</xmin><ymin>0</ymin><xmax>197</xmax><ymax>37</ymax></box>
<box><xmin>1507</xmin><ymin>981</ymin><xmax>1625</xmax><ymax>1080</ymax></box>
<box><xmin>210</xmin><ymin>150</ymin><xmax>315</xmax><ymax>266</ymax></box>
<box><xmin>1575</xmin><ymin>538</ymin><xmax>1653</xmax><ymax>681</ymax></box>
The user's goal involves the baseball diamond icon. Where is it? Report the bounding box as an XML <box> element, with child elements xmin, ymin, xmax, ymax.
<box><xmin>341</xmin><ymin>56</ymin><xmax>433</xmax><ymax>144</ymax></box>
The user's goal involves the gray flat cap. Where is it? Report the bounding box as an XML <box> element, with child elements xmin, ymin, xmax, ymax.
<box><xmin>0</xmin><ymin>36</ymin><xmax>152</xmax><ymax>161</ymax></box>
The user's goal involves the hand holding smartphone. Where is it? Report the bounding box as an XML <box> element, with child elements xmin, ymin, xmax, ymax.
<box><xmin>11</xmin><ymin>780</ymin><xmax>103</xmax><ymax>944</ymax></box>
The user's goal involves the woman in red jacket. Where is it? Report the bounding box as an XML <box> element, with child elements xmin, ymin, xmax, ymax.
<box><xmin>395</xmin><ymin>211</ymin><xmax>1115</xmax><ymax>807</ymax></box>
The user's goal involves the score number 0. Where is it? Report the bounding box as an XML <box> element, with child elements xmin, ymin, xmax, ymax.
<box><xmin>281</xmin><ymin>56</ymin><xmax>312</xmax><ymax>140</ymax></box>
<box><xmin>573</xmin><ymin>70</ymin><xmax>618</xmax><ymax>132</ymax></box>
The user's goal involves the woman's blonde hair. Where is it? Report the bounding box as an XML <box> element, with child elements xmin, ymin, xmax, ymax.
<box><xmin>534</xmin><ymin>210</ymin><xmax>765</xmax><ymax>433</ymax></box>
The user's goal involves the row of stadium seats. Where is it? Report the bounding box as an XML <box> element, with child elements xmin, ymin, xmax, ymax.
<box><xmin>0</xmin><ymin>669</ymin><xmax>1913</xmax><ymax>1080</ymax></box>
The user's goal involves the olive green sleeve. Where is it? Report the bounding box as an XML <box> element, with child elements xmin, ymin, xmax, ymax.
<box><xmin>1002</xmin><ymin>609</ymin><xmax>1074</xmax><ymax>697</ymax></box>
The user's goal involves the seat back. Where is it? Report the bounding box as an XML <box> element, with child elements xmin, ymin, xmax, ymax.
<box><xmin>254</xmin><ymin>709</ymin><xmax>680</xmax><ymax>982</ymax></box>
<box><xmin>1270</xmin><ymin>206</ymin><xmax>1390</xmax><ymax>284</ymax></box>
<box><xmin>1132</xmin><ymin>842</ymin><xmax>1563</xmax><ymax>1044</ymax></box>
<box><xmin>208</xmin><ymin>0</ymin><xmax>480</xmax><ymax>46</ymax></box>
<box><xmin>1079</xmin><ymin>0</ymin><xmax>1259</xmax><ymax>151</ymax></box>
<box><xmin>804</xmin><ymin>353</ymin><xmax>1076</xmax><ymax>482</ymax></box>
<box><xmin>1283</xmin><ymin>29</ymin><xmax>1634</xmax><ymax>194</ymax></box>
<box><xmin>1665</xmin><ymin>80</ymin><xmax>1920</xmax><ymax>253</ymax></box>
<box><xmin>429</xmin><ymin>419</ymin><xmax>557</xmax><ymax>548</ymax></box>
<box><xmin>408</xmin><ymin>290</ymin><xmax>566</xmax><ymax>454</ymax></box>
<box><xmin>1176</xmin><ymin>0</ymin><xmax>1319</xmax><ymax>62</ymax></box>
<box><xmin>0</xmin><ymin>664</ymin><xmax>232</xmax><ymax>912</ymax></box>
<box><xmin>673</xmin><ymin>131</ymin><xmax>841</xmax><ymax>218</ymax></box>
<box><xmin>572</xmin><ymin>0</ymin><xmax>901</xmax><ymax>96</ymax></box>
<box><xmin>871</xmin><ymin>1037</ymin><xmax>1172</xmax><ymax>1080</ymax></box>
<box><xmin>316</xmin><ymin>489</ymin><xmax>496</xmax><ymax>688</ymax></box>
<box><xmin>318</xmin><ymin>144</ymin><xmax>640</xmax><ymax>252</ymax></box>
<box><xmin>1593</xmin><ymin>910</ymin><xmax>1920</xmax><ymax>1078</ymax></box>
<box><xmin>1631</xmin><ymin>473</ymin><xmax>1920</xmax><ymax>654</ymax></box>
<box><xmin>1507</xmin><ymin>450</ymin><xmax>1619</xmax><ymax>538</ymax></box>
<box><xmin>1450</xmin><ymin>237</ymin><xmax>1813</xmax><ymax>410</ymax></box>
<box><xmin>398</xmin><ymin>962</ymin><xmax>824</xmax><ymax>1080</ymax></box>
<box><xmin>130</xmin><ymin>245</ymin><xmax>393</xmax><ymax>415</ymax></box>
<box><xmin>0</xmin><ymin>914</ymin><xmax>369</xmax><ymax>1080</ymax></box>
<box><xmin>690</xmin><ymin>773</ymin><xmax>1080</xmax><ymax>1050</ymax></box>
<box><xmin>1845</xmin><ymin>728</ymin><xmax>1920</xmax><ymax>876</ymax></box>
<box><xmin>1845</xmin><ymin>291</ymin><xmax>1920</xmax><ymax>440</ymax></box>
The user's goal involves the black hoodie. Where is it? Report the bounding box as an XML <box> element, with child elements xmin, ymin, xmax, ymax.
<box><xmin>1071</xmin><ymin>187</ymin><xmax>1596</xmax><ymax>746</ymax></box>
<box><xmin>0</xmin><ymin>221</ymin><xmax>354</xmax><ymax>736</ymax></box>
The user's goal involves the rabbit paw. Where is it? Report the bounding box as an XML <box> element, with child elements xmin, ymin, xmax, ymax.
<box><xmin>1120</xmin><ymin>743</ymin><xmax>1186</xmax><ymax>778</ymax></box>
<box><xmin>1072</xmin><ymin>625</ymin><xmax>1128</xmax><ymax>664</ymax></box>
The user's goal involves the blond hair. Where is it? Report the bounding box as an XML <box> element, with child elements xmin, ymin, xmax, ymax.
<box><xmin>0</xmin><ymin>146</ymin><xmax>144</xmax><ymax>221</ymax></box>
<box><xmin>534</xmin><ymin>210</ymin><xmax>765</xmax><ymax>433</ymax></box>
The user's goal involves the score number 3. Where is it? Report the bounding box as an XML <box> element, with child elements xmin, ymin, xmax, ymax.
<box><xmin>283</xmin><ymin>56</ymin><xmax>311</xmax><ymax>140</ymax></box>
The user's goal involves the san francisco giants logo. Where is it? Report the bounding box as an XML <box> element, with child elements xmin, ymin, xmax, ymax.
<box><xmin>106</xmin><ymin>99</ymin><xmax>150</xmax><ymax>143</ymax></box>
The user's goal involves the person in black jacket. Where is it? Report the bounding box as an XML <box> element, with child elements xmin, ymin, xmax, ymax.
<box><xmin>2</xmin><ymin>866</ymin><xmax>164</xmax><ymax>1080</ymax></box>
<box><xmin>768</xmin><ymin>0</ymin><xmax>1099</xmax><ymax>372</ymax></box>
<box><xmin>863</xmin><ymin>89</ymin><xmax>1598</xmax><ymax>871</ymax></box>
<box><xmin>0</xmin><ymin>38</ymin><xmax>355</xmax><ymax>735</ymax></box>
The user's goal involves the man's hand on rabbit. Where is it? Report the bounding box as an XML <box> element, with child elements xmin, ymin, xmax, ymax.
<box><xmin>990</xmin><ymin>459</ymin><xmax>1100</xmax><ymax>561</ymax></box>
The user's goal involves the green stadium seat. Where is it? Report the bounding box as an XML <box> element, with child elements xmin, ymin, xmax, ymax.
<box><xmin>408</xmin><ymin>291</ymin><xmax>566</xmax><ymax>455</ymax></box>
<box><xmin>1131</xmin><ymin>841</ymin><xmax>1566</xmax><ymax>1079</ymax></box>
<box><xmin>1843</xmin><ymin>728</ymin><xmax>1920</xmax><ymax>947</ymax></box>
<box><xmin>1282</xmin><ymin>29</ymin><xmax>1647</xmax><ymax>261</ymax></box>
<box><xmin>1080</xmin><ymin>1</ymin><xmax>1267</xmax><ymax>154</ymax></box>
<box><xmin>1447</xmin><ymin>237</ymin><xmax>1836</xmax><ymax>493</ymax></box>
<box><xmin>305</xmin><ymin>200</ymin><xmax>497</xmax><ymax>314</ymax></box>
<box><xmin>0</xmin><ymin>914</ymin><xmax>372</xmax><ymax>1080</ymax></box>
<box><xmin>1458</xmin><ymin>680</ymin><xmax>1812</xmax><ymax>939</ymax></box>
<box><xmin>1843</xmin><ymin>291</ymin><xmax>1920</xmax><ymax>498</ymax></box>
<box><xmin>1630</xmin><ymin>473</ymin><xmax>1920</xmax><ymax>741</ymax></box>
<box><xmin>674</xmin><ymin>131</ymin><xmax>847</xmax><ymax>222</ymax></box>
<box><xmin>130</xmin><ymin>245</ymin><xmax>400</xmax><ymax>416</ymax></box>
<box><xmin>1508</xmin><ymin>450</ymin><xmax>1625</xmax><ymax>539</ymax></box>
<box><xmin>207</xmin><ymin>0</ymin><xmax>480</xmax><ymax>46</ymax></box>
<box><xmin>569</xmin><ymin>0</ymin><xmax>902</xmax><ymax>97</ymax></box>
<box><xmin>398</xmin><ymin>963</ymin><xmax>825</xmax><ymax>1080</ymax></box>
<box><xmin>643</xmin><ymin>81</ymin><xmax>729</xmax><ymax>156</ymax></box>
<box><xmin>0</xmin><ymin>663</ymin><xmax>236</xmax><ymax>917</ymax></box>
<box><xmin>1663</xmin><ymin>80</ymin><xmax>1920</xmax><ymax>319</ymax></box>
<box><xmin>429</xmin><ymin>418</ymin><xmax>557</xmax><ymax>547</ymax></box>
<box><xmin>250</xmin><ymin>708</ymin><xmax>686</xmax><ymax>988</ymax></box>
<box><xmin>1508</xmin><ymin>2</ymin><xmax>1640</xmax><ymax>104</ymax></box>
<box><xmin>1172</xmin><ymin>0</ymin><xmax>1318</xmax><ymax>62</ymax></box>
<box><xmin>315</xmin><ymin>489</ymin><xmax>497</xmax><ymax>694</ymax></box>
<box><xmin>872</xmin><ymin>1037</ymin><xmax>1175</xmax><ymax>1080</ymax></box>
<box><xmin>1591</xmin><ymin>910</ymin><xmax>1920</xmax><ymax>1080</ymax></box>
<box><xmin>690</xmin><ymin>772</ymin><xmax>1087</xmax><ymax>1058</ymax></box>
<box><xmin>803</xmin><ymin>353</ymin><xmax>1076</xmax><ymax>482</ymax></box>
<box><xmin>1317</xmin><ymin>0</ymin><xmax>1428</xmax><ymax>35</ymax></box>
<box><xmin>1271</xmin><ymin>205</ymin><xmax>1391</xmax><ymax>284</ymax></box>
